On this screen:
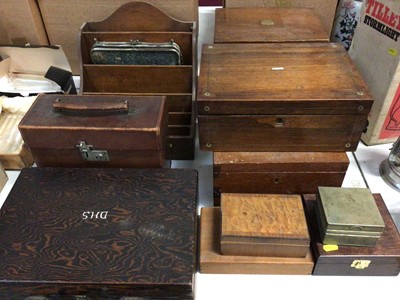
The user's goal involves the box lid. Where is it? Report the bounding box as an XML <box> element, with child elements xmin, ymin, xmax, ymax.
<box><xmin>221</xmin><ymin>193</ymin><xmax>310</xmax><ymax>246</ymax></box>
<box><xmin>214</xmin><ymin>7</ymin><xmax>329</xmax><ymax>43</ymax></box>
<box><xmin>197</xmin><ymin>43</ymin><xmax>373</xmax><ymax>115</ymax></box>
<box><xmin>0</xmin><ymin>167</ymin><xmax>198</xmax><ymax>298</ymax></box>
<box><xmin>316</xmin><ymin>187</ymin><xmax>385</xmax><ymax>234</ymax></box>
<box><xmin>18</xmin><ymin>94</ymin><xmax>166</xmax><ymax>151</ymax></box>
<box><xmin>213</xmin><ymin>152</ymin><xmax>349</xmax><ymax>173</ymax></box>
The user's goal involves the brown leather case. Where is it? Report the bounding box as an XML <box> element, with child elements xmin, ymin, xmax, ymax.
<box><xmin>18</xmin><ymin>94</ymin><xmax>169</xmax><ymax>168</ymax></box>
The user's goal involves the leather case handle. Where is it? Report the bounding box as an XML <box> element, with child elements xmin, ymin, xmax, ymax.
<box><xmin>53</xmin><ymin>98</ymin><xmax>129</xmax><ymax>115</ymax></box>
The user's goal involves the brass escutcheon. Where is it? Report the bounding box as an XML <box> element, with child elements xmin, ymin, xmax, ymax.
<box><xmin>351</xmin><ymin>260</ymin><xmax>371</xmax><ymax>270</ymax></box>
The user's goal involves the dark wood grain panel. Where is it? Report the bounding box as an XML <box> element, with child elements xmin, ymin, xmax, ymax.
<box><xmin>199</xmin><ymin>114</ymin><xmax>367</xmax><ymax>152</ymax></box>
<box><xmin>214</xmin><ymin>7</ymin><xmax>329</xmax><ymax>43</ymax></box>
<box><xmin>303</xmin><ymin>194</ymin><xmax>400</xmax><ymax>276</ymax></box>
<box><xmin>0</xmin><ymin>168</ymin><xmax>198</xmax><ymax>298</ymax></box>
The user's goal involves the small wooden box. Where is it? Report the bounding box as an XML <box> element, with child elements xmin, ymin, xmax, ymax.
<box><xmin>19</xmin><ymin>94</ymin><xmax>169</xmax><ymax>168</ymax></box>
<box><xmin>0</xmin><ymin>113</ymin><xmax>34</xmax><ymax>170</ymax></box>
<box><xmin>197</xmin><ymin>43</ymin><xmax>373</xmax><ymax>152</ymax></box>
<box><xmin>213</xmin><ymin>151</ymin><xmax>349</xmax><ymax>205</ymax></box>
<box><xmin>214</xmin><ymin>7</ymin><xmax>329</xmax><ymax>43</ymax></box>
<box><xmin>304</xmin><ymin>194</ymin><xmax>400</xmax><ymax>276</ymax></box>
<box><xmin>220</xmin><ymin>193</ymin><xmax>310</xmax><ymax>257</ymax></box>
<box><xmin>0</xmin><ymin>167</ymin><xmax>198</xmax><ymax>298</ymax></box>
<box><xmin>199</xmin><ymin>207</ymin><xmax>314</xmax><ymax>275</ymax></box>
<box><xmin>316</xmin><ymin>187</ymin><xmax>385</xmax><ymax>247</ymax></box>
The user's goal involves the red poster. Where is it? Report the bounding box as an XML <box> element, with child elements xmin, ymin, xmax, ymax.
<box><xmin>379</xmin><ymin>83</ymin><xmax>400</xmax><ymax>139</ymax></box>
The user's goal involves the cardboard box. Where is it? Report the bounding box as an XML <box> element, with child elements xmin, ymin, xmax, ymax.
<box><xmin>38</xmin><ymin>0</ymin><xmax>198</xmax><ymax>74</ymax></box>
<box><xmin>223</xmin><ymin>0</ymin><xmax>339</xmax><ymax>37</ymax></box>
<box><xmin>349</xmin><ymin>0</ymin><xmax>400</xmax><ymax>145</ymax></box>
<box><xmin>0</xmin><ymin>0</ymin><xmax>49</xmax><ymax>45</ymax></box>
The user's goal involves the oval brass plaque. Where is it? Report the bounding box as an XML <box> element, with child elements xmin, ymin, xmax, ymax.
<box><xmin>261</xmin><ymin>20</ymin><xmax>275</xmax><ymax>26</ymax></box>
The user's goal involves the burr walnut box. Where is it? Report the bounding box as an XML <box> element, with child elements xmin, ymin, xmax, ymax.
<box><xmin>0</xmin><ymin>167</ymin><xmax>198</xmax><ymax>299</ymax></box>
<box><xmin>213</xmin><ymin>151</ymin><xmax>349</xmax><ymax>205</ymax></box>
<box><xmin>220</xmin><ymin>193</ymin><xmax>310</xmax><ymax>257</ymax></box>
<box><xmin>304</xmin><ymin>194</ymin><xmax>400</xmax><ymax>276</ymax></box>
<box><xmin>197</xmin><ymin>42</ymin><xmax>373</xmax><ymax>152</ymax></box>
<box><xmin>18</xmin><ymin>94</ymin><xmax>169</xmax><ymax>168</ymax></box>
<box><xmin>214</xmin><ymin>7</ymin><xmax>329</xmax><ymax>43</ymax></box>
<box><xmin>199</xmin><ymin>207</ymin><xmax>314</xmax><ymax>275</ymax></box>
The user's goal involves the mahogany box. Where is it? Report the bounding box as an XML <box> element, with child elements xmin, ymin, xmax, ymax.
<box><xmin>197</xmin><ymin>42</ymin><xmax>373</xmax><ymax>152</ymax></box>
<box><xmin>213</xmin><ymin>151</ymin><xmax>349</xmax><ymax>205</ymax></box>
<box><xmin>18</xmin><ymin>94</ymin><xmax>169</xmax><ymax>168</ymax></box>
<box><xmin>0</xmin><ymin>167</ymin><xmax>198</xmax><ymax>299</ymax></box>
<box><xmin>304</xmin><ymin>194</ymin><xmax>400</xmax><ymax>276</ymax></box>
<box><xmin>214</xmin><ymin>7</ymin><xmax>329</xmax><ymax>43</ymax></box>
<box><xmin>220</xmin><ymin>193</ymin><xmax>310</xmax><ymax>257</ymax></box>
<box><xmin>199</xmin><ymin>207</ymin><xmax>314</xmax><ymax>275</ymax></box>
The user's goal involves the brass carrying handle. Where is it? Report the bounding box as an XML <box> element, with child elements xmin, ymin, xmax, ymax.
<box><xmin>53</xmin><ymin>98</ymin><xmax>130</xmax><ymax>115</ymax></box>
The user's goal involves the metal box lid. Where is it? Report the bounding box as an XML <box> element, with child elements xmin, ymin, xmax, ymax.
<box><xmin>316</xmin><ymin>187</ymin><xmax>385</xmax><ymax>234</ymax></box>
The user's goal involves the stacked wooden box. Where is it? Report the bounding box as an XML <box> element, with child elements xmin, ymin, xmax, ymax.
<box><xmin>304</xmin><ymin>189</ymin><xmax>400</xmax><ymax>276</ymax></box>
<box><xmin>198</xmin><ymin>7</ymin><xmax>375</xmax><ymax>274</ymax></box>
<box><xmin>198</xmin><ymin>7</ymin><xmax>370</xmax><ymax>203</ymax></box>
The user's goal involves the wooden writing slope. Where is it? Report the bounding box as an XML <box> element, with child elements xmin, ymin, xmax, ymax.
<box><xmin>79</xmin><ymin>2</ymin><xmax>197</xmax><ymax>160</ymax></box>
